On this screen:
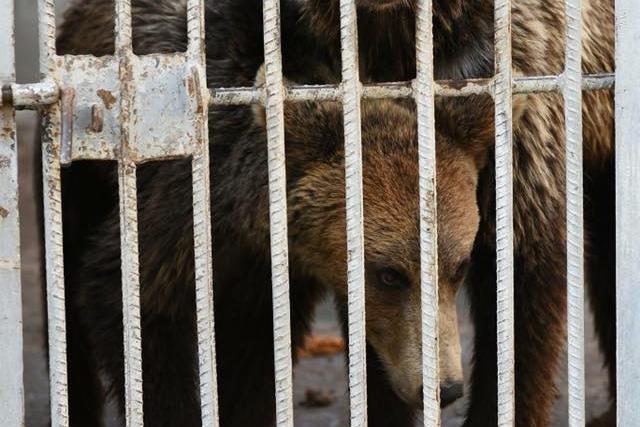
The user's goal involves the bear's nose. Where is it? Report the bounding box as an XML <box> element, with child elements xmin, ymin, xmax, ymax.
<box><xmin>440</xmin><ymin>382</ymin><xmax>464</xmax><ymax>407</ymax></box>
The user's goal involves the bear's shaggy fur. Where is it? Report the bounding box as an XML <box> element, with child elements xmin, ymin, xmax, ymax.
<box><xmin>57</xmin><ymin>0</ymin><xmax>615</xmax><ymax>426</ymax></box>
<box><xmin>304</xmin><ymin>0</ymin><xmax>615</xmax><ymax>425</ymax></box>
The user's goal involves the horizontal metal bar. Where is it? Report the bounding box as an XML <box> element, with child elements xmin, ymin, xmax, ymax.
<box><xmin>513</xmin><ymin>73</ymin><xmax>614</xmax><ymax>93</ymax></box>
<box><xmin>210</xmin><ymin>74</ymin><xmax>614</xmax><ymax>106</ymax></box>
<box><xmin>4</xmin><ymin>73</ymin><xmax>615</xmax><ymax>108</ymax></box>
<box><xmin>0</xmin><ymin>80</ymin><xmax>59</xmax><ymax>108</ymax></box>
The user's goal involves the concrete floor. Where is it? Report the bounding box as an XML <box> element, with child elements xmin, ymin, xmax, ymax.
<box><xmin>14</xmin><ymin>1</ymin><xmax>611</xmax><ymax>426</ymax></box>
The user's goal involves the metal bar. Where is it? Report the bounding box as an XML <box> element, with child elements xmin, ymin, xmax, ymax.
<box><xmin>615</xmin><ymin>0</ymin><xmax>640</xmax><ymax>424</ymax></box>
<box><xmin>0</xmin><ymin>0</ymin><xmax>25</xmax><ymax>424</ymax></box>
<box><xmin>494</xmin><ymin>0</ymin><xmax>515</xmax><ymax>423</ymax></box>
<box><xmin>262</xmin><ymin>0</ymin><xmax>294</xmax><ymax>425</ymax></box>
<box><xmin>191</xmin><ymin>135</ymin><xmax>220</xmax><ymax>427</ymax></box>
<box><xmin>115</xmin><ymin>0</ymin><xmax>133</xmax><ymax>53</ymax></box>
<box><xmin>415</xmin><ymin>0</ymin><xmax>441</xmax><ymax>424</ymax></box>
<box><xmin>3</xmin><ymin>74</ymin><xmax>616</xmax><ymax>109</ymax></box>
<box><xmin>208</xmin><ymin>74</ymin><xmax>614</xmax><ymax>106</ymax></box>
<box><xmin>187</xmin><ymin>0</ymin><xmax>220</xmax><ymax>424</ymax></box>
<box><xmin>42</xmin><ymin>112</ymin><xmax>70</xmax><ymax>427</ymax></box>
<box><xmin>118</xmin><ymin>162</ymin><xmax>145</xmax><ymax>427</ymax></box>
<box><xmin>114</xmin><ymin>0</ymin><xmax>144</xmax><ymax>425</ymax></box>
<box><xmin>38</xmin><ymin>0</ymin><xmax>71</xmax><ymax>425</ymax></box>
<box><xmin>564</xmin><ymin>0</ymin><xmax>585</xmax><ymax>425</ymax></box>
<box><xmin>339</xmin><ymin>1</ymin><xmax>367</xmax><ymax>426</ymax></box>
<box><xmin>513</xmin><ymin>74</ymin><xmax>614</xmax><ymax>94</ymax></box>
<box><xmin>0</xmin><ymin>80</ymin><xmax>59</xmax><ymax>108</ymax></box>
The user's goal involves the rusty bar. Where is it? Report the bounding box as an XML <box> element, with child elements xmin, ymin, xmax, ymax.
<box><xmin>262</xmin><ymin>0</ymin><xmax>295</xmax><ymax>425</ymax></box>
<box><xmin>207</xmin><ymin>74</ymin><xmax>614</xmax><ymax>107</ymax></box>
<box><xmin>2</xmin><ymin>75</ymin><xmax>616</xmax><ymax>111</ymax></box>
<box><xmin>187</xmin><ymin>0</ymin><xmax>221</xmax><ymax>424</ymax></box>
<box><xmin>89</xmin><ymin>104</ymin><xmax>104</xmax><ymax>133</ymax></box>
<box><xmin>114</xmin><ymin>0</ymin><xmax>144</xmax><ymax>424</ymax></box>
<box><xmin>118</xmin><ymin>162</ymin><xmax>144</xmax><ymax>427</ymax></box>
<box><xmin>564</xmin><ymin>0</ymin><xmax>585</xmax><ymax>424</ymax></box>
<box><xmin>494</xmin><ymin>0</ymin><xmax>515</xmax><ymax>423</ymax></box>
<box><xmin>339</xmin><ymin>1</ymin><xmax>368</xmax><ymax>426</ymax></box>
<box><xmin>115</xmin><ymin>0</ymin><xmax>133</xmax><ymax>53</ymax></box>
<box><xmin>59</xmin><ymin>88</ymin><xmax>76</xmax><ymax>165</ymax></box>
<box><xmin>0</xmin><ymin>80</ymin><xmax>59</xmax><ymax>108</ymax></box>
<box><xmin>38</xmin><ymin>0</ymin><xmax>71</xmax><ymax>425</ymax></box>
<box><xmin>415</xmin><ymin>0</ymin><xmax>441</xmax><ymax>424</ymax></box>
<box><xmin>0</xmin><ymin>0</ymin><xmax>25</xmax><ymax>424</ymax></box>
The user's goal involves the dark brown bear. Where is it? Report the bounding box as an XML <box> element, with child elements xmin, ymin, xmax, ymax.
<box><xmin>305</xmin><ymin>0</ymin><xmax>616</xmax><ymax>426</ymax></box>
<box><xmin>56</xmin><ymin>1</ymin><xmax>615</xmax><ymax>427</ymax></box>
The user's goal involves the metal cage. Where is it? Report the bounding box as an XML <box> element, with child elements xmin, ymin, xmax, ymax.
<box><xmin>0</xmin><ymin>0</ymin><xmax>638</xmax><ymax>425</ymax></box>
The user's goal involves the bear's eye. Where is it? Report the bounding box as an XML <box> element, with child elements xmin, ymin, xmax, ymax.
<box><xmin>376</xmin><ymin>267</ymin><xmax>410</xmax><ymax>290</ymax></box>
<box><xmin>452</xmin><ymin>257</ymin><xmax>471</xmax><ymax>283</ymax></box>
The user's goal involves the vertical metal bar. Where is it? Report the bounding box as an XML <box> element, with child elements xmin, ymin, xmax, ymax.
<box><xmin>117</xmin><ymin>161</ymin><xmax>144</xmax><ymax>427</ymax></box>
<box><xmin>415</xmin><ymin>0</ymin><xmax>441</xmax><ymax>424</ymax></box>
<box><xmin>187</xmin><ymin>0</ymin><xmax>220</xmax><ymax>425</ymax></box>
<box><xmin>262</xmin><ymin>0</ymin><xmax>294</xmax><ymax>425</ymax></box>
<box><xmin>114</xmin><ymin>1</ymin><xmax>144</xmax><ymax>425</ymax></box>
<box><xmin>339</xmin><ymin>1</ymin><xmax>367</xmax><ymax>426</ymax></box>
<box><xmin>564</xmin><ymin>0</ymin><xmax>585</xmax><ymax>425</ymax></box>
<box><xmin>615</xmin><ymin>0</ymin><xmax>640</xmax><ymax>424</ymax></box>
<box><xmin>0</xmin><ymin>0</ymin><xmax>25</xmax><ymax>424</ymax></box>
<box><xmin>115</xmin><ymin>0</ymin><xmax>133</xmax><ymax>53</ymax></box>
<box><xmin>493</xmin><ymin>0</ymin><xmax>515</xmax><ymax>424</ymax></box>
<box><xmin>38</xmin><ymin>0</ymin><xmax>71</xmax><ymax>426</ymax></box>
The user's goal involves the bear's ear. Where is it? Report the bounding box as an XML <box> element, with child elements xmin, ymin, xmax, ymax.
<box><xmin>252</xmin><ymin>64</ymin><xmax>344</xmax><ymax>159</ymax></box>
<box><xmin>436</xmin><ymin>93</ymin><xmax>528</xmax><ymax>168</ymax></box>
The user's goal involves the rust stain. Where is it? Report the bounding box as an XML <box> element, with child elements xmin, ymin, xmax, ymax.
<box><xmin>97</xmin><ymin>89</ymin><xmax>117</xmax><ymax>110</ymax></box>
<box><xmin>0</xmin><ymin>156</ymin><xmax>10</xmax><ymax>168</ymax></box>
<box><xmin>186</xmin><ymin>76</ymin><xmax>195</xmax><ymax>97</ymax></box>
<box><xmin>0</xmin><ymin>207</ymin><xmax>8</xmax><ymax>219</ymax></box>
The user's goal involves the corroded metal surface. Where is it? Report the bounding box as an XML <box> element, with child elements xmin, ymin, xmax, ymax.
<box><xmin>0</xmin><ymin>0</ymin><xmax>25</xmax><ymax>424</ymax></box>
<box><xmin>187</xmin><ymin>0</ymin><xmax>220</xmax><ymax>425</ymax></box>
<box><xmin>7</xmin><ymin>74</ymin><xmax>615</xmax><ymax>111</ymax></box>
<box><xmin>114</xmin><ymin>0</ymin><xmax>145</xmax><ymax>425</ymax></box>
<box><xmin>38</xmin><ymin>0</ymin><xmax>71</xmax><ymax>425</ymax></box>
<box><xmin>415</xmin><ymin>0</ymin><xmax>441</xmax><ymax>424</ymax></box>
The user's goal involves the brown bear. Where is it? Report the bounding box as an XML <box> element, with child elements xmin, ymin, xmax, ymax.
<box><xmin>303</xmin><ymin>0</ymin><xmax>616</xmax><ymax>425</ymax></box>
<box><xmin>56</xmin><ymin>0</ymin><xmax>615</xmax><ymax>427</ymax></box>
<box><xmin>58</xmin><ymin>0</ymin><xmax>474</xmax><ymax>426</ymax></box>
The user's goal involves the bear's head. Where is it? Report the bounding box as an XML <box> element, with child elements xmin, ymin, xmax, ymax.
<box><xmin>253</xmin><ymin>71</ymin><xmax>501</xmax><ymax>409</ymax></box>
